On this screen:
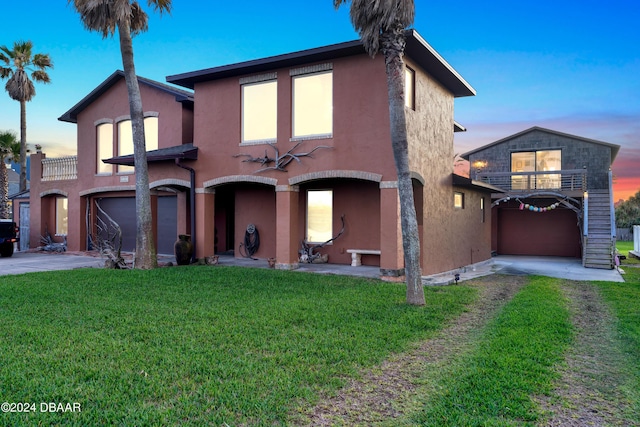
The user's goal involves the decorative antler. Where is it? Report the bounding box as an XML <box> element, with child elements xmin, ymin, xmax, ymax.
<box><xmin>234</xmin><ymin>141</ymin><xmax>331</xmax><ymax>173</ymax></box>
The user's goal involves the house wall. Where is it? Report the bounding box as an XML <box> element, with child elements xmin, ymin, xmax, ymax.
<box><xmin>30</xmin><ymin>78</ymin><xmax>192</xmax><ymax>252</ymax></box>
<box><xmin>405</xmin><ymin>58</ymin><xmax>492</xmax><ymax>274</ymax></box>
<box><xmin>191</xmin><ymin>54</ymin><xmax>397</xmax><ymax>187</ymax></box>
<box><xmin>467</xmin><ymin>129</ymin><xmax>613</xmax><ymax>190</ymax></box>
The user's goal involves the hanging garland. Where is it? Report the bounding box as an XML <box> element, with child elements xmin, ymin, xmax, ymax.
<box><xmin>492</xmin><ymin>196</ymin><xmax>565</xmax><ymax>213</ymax></box>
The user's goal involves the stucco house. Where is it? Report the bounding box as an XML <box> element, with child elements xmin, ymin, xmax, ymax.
<box><xmin>462</xmin><ymin>126</ymin><xmax>620</xmax><ymax>269</ymax></box>
<box><xmin>22</xmin><ymin>30</ymin><xmax>495</xmax><ymax>279</ymax></box>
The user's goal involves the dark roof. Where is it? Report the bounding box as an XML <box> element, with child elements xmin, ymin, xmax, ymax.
<box><xmin>461</xmin><ymin>126</ymin><xmax>621</xmax><ymax>162</ymax></box>
<box><xmin>167</xmin><ymin>29</ymin><xmax>475</xmax><ymax>98</ymax></box>
<box><xmin>58</xmin><ymin>70</ymin><xmax>194</xmax><ymax>123</ymax></box>
<box><xmin>103</xmin><ymin>143</ymin><xmax>198</xmax><ymax>166</ymax></box>
<box><xmin>452</xmin><ymin>173</ymin><xmax>504</xmax><ymax>193</ymax></box>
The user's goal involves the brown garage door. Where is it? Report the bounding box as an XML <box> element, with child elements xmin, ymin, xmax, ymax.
<box><xmin>497</xmin><ymin>206</ymin><xmax>581</xmax><ymax>258</ymax></box>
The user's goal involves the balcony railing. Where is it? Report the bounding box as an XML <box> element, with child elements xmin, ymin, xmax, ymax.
<box><xmin>42</xmin><ymin>156</ymin><xmax>78</xmax><ymax>181</ymax></box>
<box><xmin>475</xmin><ymin>169</ymin><xmax>586</xmax><ymax>193</ymax></box>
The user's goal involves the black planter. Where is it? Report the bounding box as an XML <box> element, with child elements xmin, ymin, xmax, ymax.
<box><xmin>174</xmin><ymin>234</ymin><xmax>193</xmax><ymax>265</ymax></box>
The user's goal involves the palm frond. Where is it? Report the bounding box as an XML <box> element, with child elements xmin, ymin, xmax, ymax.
<box><xmin>334</xmin><ymin>0</ymin><xmax>414</xmax><ymax>57</ymax></box>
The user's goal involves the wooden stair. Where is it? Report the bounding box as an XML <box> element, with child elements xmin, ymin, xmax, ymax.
<box><xmin>583</xmin><ymin>189</ymin><xmax>615</xmax><ymax>269</ymax></box>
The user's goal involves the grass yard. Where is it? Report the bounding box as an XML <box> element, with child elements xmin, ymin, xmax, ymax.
<box><xmin>412</xmin><ymin>276</ymin><xmax>573</xmax><ymax>426</ymax></box>
<box><xmin>596</xmin><ymin>266</ymin><xmax>640</xmax><ymax>423</ymax></box>
<box><xmin>0</xmin><ymin>266</ymin><xmax>475</xmax><ymax>426</ymax></box>
<box><xmin>617</xmin><ymin>240</ymin><xmax>640</xmax><ymax>265</ymax></box>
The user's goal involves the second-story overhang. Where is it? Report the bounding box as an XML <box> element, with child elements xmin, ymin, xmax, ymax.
<box><xmin>103</xmin><ymin>143</ymin><xmax>198</xmax><ymax>166</ymax></box>
<box><xmin>167</xmin><ymin>29</ymin><xmax>475</xmax><ymax>98</ymax></box>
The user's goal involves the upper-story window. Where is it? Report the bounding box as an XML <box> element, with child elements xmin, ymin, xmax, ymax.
<box><xmin>242</xmin><ymin>79</ymin><xmax>277</xmax><ymax>143</ymax></box>
<box><xmin>405</xmin><ymin>66</ymin><xmax>415</xmax><ymax>110</ymax></box>
<box><xmin>292</xmin><ymin>69</ymin><xmax>332</xmax><ymax>139</ymax></box>
<box><xmin>96</xmin><ymin>122</ymin><xmax>113</xmax><ymax>175</ymax></box>
<box><xmin>511</xmin><ymin>150</ymin><xmax>562</xmax><ymax>189</ymax></box>
<box><xmin>117</xmin><ymin>116</ymin><xmax>159</xmax><ymax>173</ymax></box>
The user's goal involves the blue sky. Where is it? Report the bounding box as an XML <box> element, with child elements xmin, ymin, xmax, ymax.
<box><xmin>1</xmin><ymin>0</ymin><xmax>638</xmax><ymax>199</ymax></box>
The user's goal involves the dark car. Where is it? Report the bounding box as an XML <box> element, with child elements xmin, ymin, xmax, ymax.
<box><xmin>0</xmin><ymin>219</ymin><xmax>19</xmax><ymax>257</ymax></box>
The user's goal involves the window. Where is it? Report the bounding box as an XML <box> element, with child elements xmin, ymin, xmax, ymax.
<box><xmin>307</xmin><ymin>190</ymin><xmax>333</xmax><ymax>243</ymax></box>
<box><xmin>454</xmin><ymin>192</ymin><xmax>464</xmax><ymax>209</ymax></box>
<box><xmin>117</xmin><ymin>116</ymin><xmax>159</xmax><ymax>173</ymax></box>
<box><xmin>293</xmin><ymin>71</ymin><xmax>332</xmax><ymax>138</ymax></box>
<box><xmin>56</xmin><ymin>197</ymin><xmax>68</xmax><ymax>236</ymax></box>
<box><xmin>96</xmin><ymin>123</ymin><xmax>113</xmax><ymax>175</ymax></box>
<box><xmin>481</xmin><ymin>197</ymin><xmax>485</xmax><ymax>223</ymax></box>
<box><xmin>511</xmin><ymin>150</ymin><xmax>561</xmax><ymax>189</ymax></box>
<box><xmin>405</xmin><ymin>66</ymin><xmax>415</xmax><ymax>110</ymax></box>
<box><xmin>242</xmin><ymin>80</ymin><xmax>277</xmax><ymax>143</ymax></box>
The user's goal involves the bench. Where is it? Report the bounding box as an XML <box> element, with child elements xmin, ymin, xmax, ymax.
<box><xmin>346</xmin><ymin>249</ymin><xmax>381</xmax><ymax>267</ymax></box>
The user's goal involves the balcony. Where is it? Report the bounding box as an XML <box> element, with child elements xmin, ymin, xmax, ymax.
<box><xmin>42</xmin><ymin>156</ymin><xmax>78</xmax><ymax>181</ymax></box>
<box><xmin>475</xmin><ymin>169</ymin><xmax>586</xmax><ymax>195</ymax></box>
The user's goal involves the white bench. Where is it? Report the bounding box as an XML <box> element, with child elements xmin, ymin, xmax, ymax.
<box><xmin>346</xmin><ymin>249</ymin><xmax>381</xmax><ymax>267</ymax></box>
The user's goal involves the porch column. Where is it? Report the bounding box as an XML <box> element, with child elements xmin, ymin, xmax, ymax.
<box><xmin>150</xmin><ymin>193</ymin><xmax>158</xmax><ymax>254</ymax></box>
<box><xmin>275</xmin><ymin>185</ymin><xmax>299</xmax><ymax>270</ymax></box>
<box><xmin>380</xmin><ymin>182</ymin><xmax>405</xmax><ymax>281</ymax></box>
<box><xmin>176</xmin><ymin>190</ymin><xmax>189</xmax><ymax>235</ymax></box>
<box><xmin>195</xmin><ymin>189</ymin><xmax>215</xmax><ymax>259</ymax></box>
<box><xmin>66</xmin><ymin>194</ymin><xmax>85</xmax><ymax>252</ymax></box>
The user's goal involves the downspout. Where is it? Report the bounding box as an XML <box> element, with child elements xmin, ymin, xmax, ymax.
<box><xmin>175</xmin><ymin>158</ymin><xmax>196</xmax><ymax>264</ymax></box>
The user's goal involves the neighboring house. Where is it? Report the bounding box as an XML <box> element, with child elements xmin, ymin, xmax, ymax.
<box><xmin>28</xmin><ymin>70</ymin><xmax>194</xmax><ymax>254</ymax></box>
<box><xmin>27</xmin><ymin>30</ymin><xmax>494</xmax><ymax>278</ymax></box>
<box><xmin>6</xmin><ymin>168</ymin><xmax>20</xmax><ymax>199</ymax></box>
<box><xmin>462</xmin><ymin>126</ymin><xmax>620</xmax><ymax>269</ymax></box>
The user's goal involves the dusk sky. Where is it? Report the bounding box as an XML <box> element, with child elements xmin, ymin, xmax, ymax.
<box><xmin>1</xmin><ymin>1</ymin><xmax>638</xmax><ymax>200</ymax></box>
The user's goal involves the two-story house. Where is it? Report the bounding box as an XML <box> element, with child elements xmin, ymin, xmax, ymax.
<box><xmin>462</xmin><ymin>126</ymin><xmax>620</xmax><ymax>269</ymax></box>
<box><xmin>23</xmin><ymin>30</ymin><xmax>494</xmax><ymax>279</ymax></box>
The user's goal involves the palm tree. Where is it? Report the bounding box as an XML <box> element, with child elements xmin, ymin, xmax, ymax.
<box><xmin>0</xmin><ymin>130</ymin><xmax>21</xmax><ymax>219</ymax></box>
<box><xmin>69</xmin><ymin>0</ymin><xmax>172</xmax><ymax>269</ymax></box>
<box><xmin>0</xmin><ymin>41</ymin><xmax>53</xmax><ymax>193</ymax></box>
<box><xmin>334</xmin><ymin>0</ymin><xmax>424</xmax><ymax>305</ymax></box>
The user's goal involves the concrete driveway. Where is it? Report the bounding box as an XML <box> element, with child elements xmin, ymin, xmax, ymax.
<box><xmin>0</xmin><ymin>251</ymin><xmax>626</xmax><ymax>283</ymax></box>
<box><xmin>0</xmin><ymin>251</ymin><xmax>104</xmax><ymax>276</ymax></box>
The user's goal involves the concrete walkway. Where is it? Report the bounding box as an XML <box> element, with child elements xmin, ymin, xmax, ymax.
<box><xmin>423</xmin><ymin>255</ymin><xmax>625</xmax><ymax>285</ymax></box>
<box><xmin>0</xmin><ymin>251</ymin><xmax>625</xmax><ymax>284</ymax></box>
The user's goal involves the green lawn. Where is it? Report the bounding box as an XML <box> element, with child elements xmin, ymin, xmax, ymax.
<box><xmin>596</xmin><ymin>266</ymin><xmax>640</xmax><ymax>423</ymax></box>
<box><xmin>412</xmin><ymin>276</ymin><xmax>573</xmax><ymax>426</ymax></box>
<box><xmin>2</xmin><ymin>264</ymin><xmax>638</xmax><ymax>426</ymax></box>
<box><xmin>0</xmin><ymin>267</ymin><xmax>475</xmax><ymax>426</ymax></box>
<box><xmin>617</xmin><ymin>240</ymin><xmax>639</xmax><ymax>265</ymax></box>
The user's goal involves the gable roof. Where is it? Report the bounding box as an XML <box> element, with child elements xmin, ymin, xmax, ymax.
<box><xmin>461</xmin><ymin>126</ymin><xmax>621</xmax><ymax>162</ymax></box>
<box><xmin>58</xmin><ymin>70</ymin><xmax>194</xmax><ymax>123</ymax></box>
<box><xmin>167</xmin><ymin>29</ymin><xmax>475</xmax><ymax>98</ymax></box>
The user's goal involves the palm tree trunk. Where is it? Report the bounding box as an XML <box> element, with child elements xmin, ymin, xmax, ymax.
<box><xmin>0</xmin><ymin>163</ymin><xmax>9</xmax><ymax>219</ymax></box>
<box><xmin>118</xmin><ymin>21</ymin><xmax>157</xmax><ymax>269</ymax></box>
<box><xmin>19</xmin><ymin>100</ymin><xmax>27</xmax><ymax>192</ymax></box>
<box><xmin>381</xmin><ymin>25</ymin><xmax>425</xmax><ymax>305</ymax></box>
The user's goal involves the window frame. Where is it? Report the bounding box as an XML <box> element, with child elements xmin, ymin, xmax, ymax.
<box><xmin>511</xmin><ymin>149</ymin><xmax>562</xmax><ymax>190</ymax></box>
<box><xmin>96</xmin><ymin>122</ymin><xmax>113</xmax><ymax>175</ymax></box>
<box><xmin>241</xmin><ymin>78</ymin><xmax>278</xmax><ymax>144</ymax></box>
<box><xmin>292</xmin><ymin>70</ymin><xmax>333</xmax><ymax>140</ymax></box>
<box><xmin>306</xmin><ymin>189</ymin><xmax>333</xmax><ymax>244</ymax></box>
<box><xmin>454</xmin><ymin>192</ymin><xmax>465</xmax><ymax>209</ymax></box>
<box><xmin>116</xmin><ymin>116</ymin><xmax>159</xmax><ymax>174</ymax></box>
<box><xmin>55</xmin><ymin>196</ymin><xmax>68</xmax><ymax>236</ymax></box>
<box><xmin>405</xmin><ymin>66</ymin><xmax>416</xmax><ymax>110</ymax></box>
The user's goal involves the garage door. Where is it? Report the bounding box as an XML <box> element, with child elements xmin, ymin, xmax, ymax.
<box><xmin>96</xmin><ymin>196</ymin><xmax>177</xmax><ymax>255</ymax></box>
<box><xmin>497</xmin><ymin>207</ymin><xmax>581</xmax><ymax>257</ymax></box>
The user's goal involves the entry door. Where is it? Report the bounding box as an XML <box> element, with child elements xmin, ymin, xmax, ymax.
<box><xmin>19</xmin><ymin>203</ymin><xmax>30</xmax><ymax>251</ymax></box>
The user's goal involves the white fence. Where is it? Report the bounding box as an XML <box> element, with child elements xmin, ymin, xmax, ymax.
<box><xmin>41</xmin><ymin>156</ymin><xmax>78</xmax><ymax>181</ymax></box>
